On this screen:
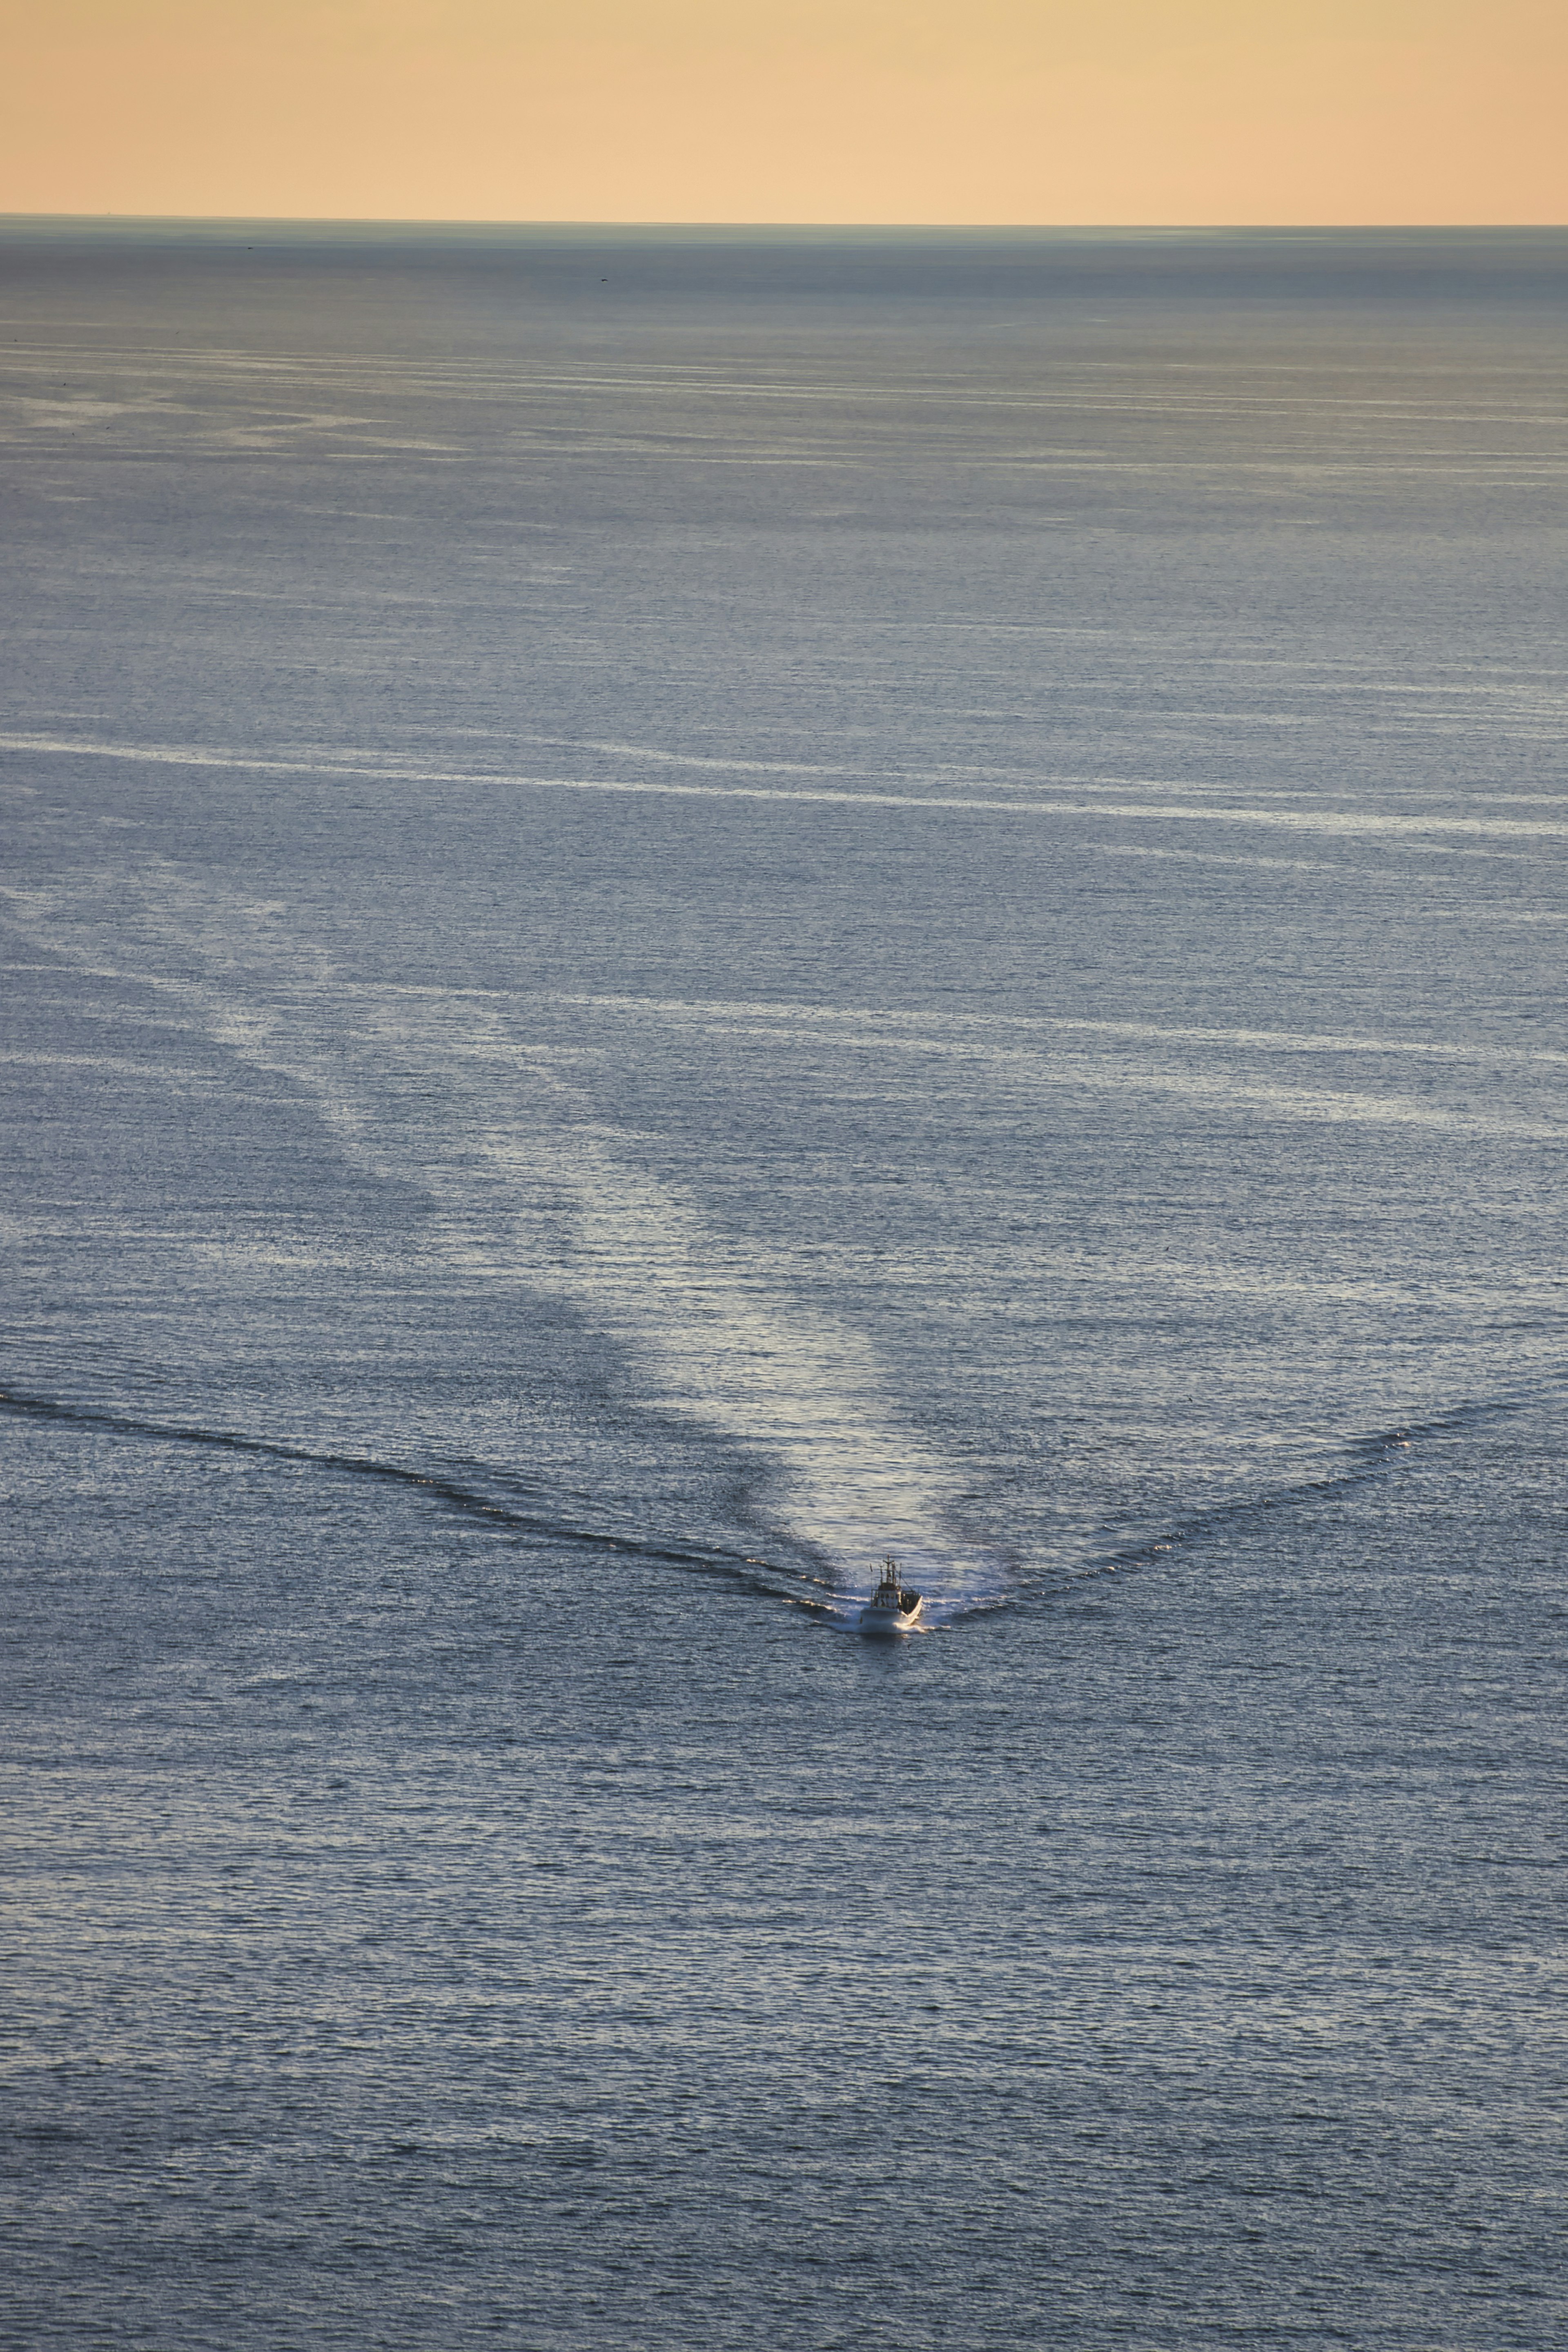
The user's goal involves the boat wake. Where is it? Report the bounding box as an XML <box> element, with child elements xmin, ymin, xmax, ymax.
<box><xmin>2</xmin><ymin>869</ymin><xmax>1014</xmax><ymax>1626</ymax></box>
<box><xmin>38</xmin><ymin>868</ymin><xmax>1523</xmax><ymax>1632</ymax></box>
<box><xmin>1018</xmin><ymin>1392</ymin><xmax>1548</xmax><ymax>1602</ymax></box>
<box><xmin>0</xmin><ymin>1384</ymin><xmax>836</xmax><ymax>1610</ymax></box>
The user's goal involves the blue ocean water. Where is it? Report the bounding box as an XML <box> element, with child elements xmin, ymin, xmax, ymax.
<box><xmin>2</xmin><ymin>225</ymin><xmax>1565</xmax><ymax>2349</ymax></box>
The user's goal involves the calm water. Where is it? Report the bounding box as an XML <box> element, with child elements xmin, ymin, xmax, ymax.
<box><xmin>3</xmin><ymin>226</ymin><xmax>1565</xmax><ymax>2349</ymax></box>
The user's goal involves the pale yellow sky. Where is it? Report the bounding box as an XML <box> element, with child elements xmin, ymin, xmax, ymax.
<box><xmin>2</xmin><ymin>1</ymin><xmax>1563</xmax><ymax>223</ymax></box>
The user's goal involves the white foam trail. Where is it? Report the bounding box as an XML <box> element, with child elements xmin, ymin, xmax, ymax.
<box><xmin>4</xmin><ymin>728</ymin><xmax>1567</xmax><ymax>843</ymax></box>
<box><xmin>4</xmin><ymin>875</ymin><xmax>1005</xmax><ymax>1612</ymax></box>
<box><xmin>540</xmin><ymin>989</ymin><xmax>1568</xmax><ymax>1071</ymax></box>
<box><xmin>532</xmin><ymin>991</ymin><xmax>1567</xmax><ymax>1144</ymax></box>
<box><xmin>517</xmin><ymin>1119</ymin><xmax>1000</xmax><ymax>1607</ymax></box>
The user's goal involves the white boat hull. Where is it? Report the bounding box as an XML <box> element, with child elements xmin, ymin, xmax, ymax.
<box><xmin>858</xmin><ymin>1596</ymin><xmax>923</xmax><ymax>1635</ymax></box>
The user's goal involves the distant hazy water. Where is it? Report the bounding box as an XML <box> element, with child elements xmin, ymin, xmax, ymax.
<box><xmin>2</xmin><ymin>227</ymin><xmax>1565</xmax><ymax>2350</ymax></box>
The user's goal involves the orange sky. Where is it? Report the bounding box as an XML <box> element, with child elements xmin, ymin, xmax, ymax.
<box><xmin>3</xmin><ymin>1</ymin><xmax>1563</xmax><ymax>223</ymax></box>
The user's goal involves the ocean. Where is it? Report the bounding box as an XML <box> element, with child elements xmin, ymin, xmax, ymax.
<box><xmin>2</xmin><ymin>223</ymin><xmax>1565</xmax><ymax>2348</ymax></box>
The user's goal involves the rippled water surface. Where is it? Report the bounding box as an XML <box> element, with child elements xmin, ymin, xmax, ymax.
<box><xmin>3</xmin><ymin>226</ymin><xmax>1566</xmax><ymax>2349</ymax></box>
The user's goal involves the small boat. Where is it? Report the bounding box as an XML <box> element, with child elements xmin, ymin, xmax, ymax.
<box><xmin>858</xmin><ymin>1556</ymin><xmax>923</xmax><ymax>1634</ymax></box>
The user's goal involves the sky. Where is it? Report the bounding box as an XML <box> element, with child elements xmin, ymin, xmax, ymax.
<box><xmin>2</xmin><ymin>1</ymin><xmax>1563</xmax><ymax>225</ymax></box>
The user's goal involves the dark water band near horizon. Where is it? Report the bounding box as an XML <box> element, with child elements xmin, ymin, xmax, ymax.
<box><xmin>2</xmin><ymin>225</ymin><xmax>1565</xmax><ymax>2351</ymax></box>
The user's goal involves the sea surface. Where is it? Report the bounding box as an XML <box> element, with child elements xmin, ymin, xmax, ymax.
<box><xmin>2</xmin><ymin>224</ymin><xmax>1565</xmax><ymax>2349</ymax></box>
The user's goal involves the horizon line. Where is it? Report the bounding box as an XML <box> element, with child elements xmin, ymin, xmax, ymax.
<box><xmin>3</xmin><ymin>215</ymin><xmax>1566</xmax><ymax>235</ymax></box>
